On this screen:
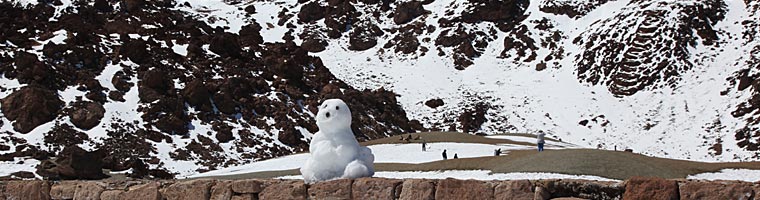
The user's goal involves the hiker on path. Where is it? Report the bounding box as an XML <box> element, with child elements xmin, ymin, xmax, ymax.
<box><xmin>422</xmin><ymin>141</ymin><xmax>427</xmax><ymax>151</ymax></box>
<box><xmin>537</xmin><ymin>130</ymin><xmax>546</xmax><ymax>152</ymax></box>
<box><xmin>442</xmin><ymin>149</ymin><xmax>447</xmax><ymax>160</ymax></box>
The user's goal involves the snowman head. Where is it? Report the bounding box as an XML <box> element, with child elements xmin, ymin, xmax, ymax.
<box><xmin>316</xmin><ymin>99</ymin><xmax>352</xmax><ymax>132</ymax></box>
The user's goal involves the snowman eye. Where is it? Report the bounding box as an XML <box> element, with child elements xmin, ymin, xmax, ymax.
<box><xmin>335</xmin><ymin>106</ymin><xmax>339</xmax><ymax>110</ymax></box>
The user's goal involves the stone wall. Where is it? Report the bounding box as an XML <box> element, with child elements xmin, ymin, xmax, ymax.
<box><xmin>0</xmin><ymin>177</ymin><xmax>757</xmax><ymax>200</ymax></box>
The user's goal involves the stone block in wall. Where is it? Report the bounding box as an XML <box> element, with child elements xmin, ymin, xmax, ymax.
<box><xmin>534</xmin><ymin>179</ymin><xmax>624</xmax><ymax>200</ymax></box>
<box><xmin>6</xmin><ymin>180</ymin><xmax>51</xmax><ymax>200</ymax></box>
<box><xmin>210</xmin><ymin>180</ymin><xmax>232</xmax><ymax>200</ymax></box>
<box><xmin>0</xmin><ymin>182</ymin><xmax>5</xmax><ymax>200</ymax></box>
<box><xmin>435</xmin><ymin>178</ymin><xmax>495</xmax><ymax>200</ymax></box>
<box><xmin>534</xmin><ymin>186</ymin><xmax>550</xmax><ymax>200</ymax></box>
<box><xmin>399</xmin><ymin>179</ymin><xmax>435</xmax><ymax>200</ymax></box>
<box><xmin>259</xmin><ymin>180</ymin><xmax>307</xmax><ymax>200</ymax></box>
<box><xmin>231</xmin><ymin>194</ymin><xmax>255</xmax><ymax>200</ymax></box>
<box><xmin>73</xmin><ymin>181</ymin><xmax>105</xmax><ymax>200</ymax></box>
<box><xmin>51</xmin><ymin>181</ymin><xmax>78</xmax><ymax>200</ymax></box>
<box><xmin>622</xmin><ymin>177</ymin><xmax>678</xmax><ymax>200</ymax></box>
<box><xmin>161</xmin><ymin>179</ymin><xmax>215</xmax><ymax>200</ymax></box>
<box><xmin>231</xmin><ymin>179</ymin><xmax>262</xmax><ymax>194</ymax></box>
<box><xmin>678</xmin><ymin>180</ymin><xmax>754</xmax><ymax>200</ymax></box>
<box><xmin>99</xmin><ymin>190</ymin><xmax>124</xmax><ymax>200</ymax></box>
<box><xmin>351</xmin><ymin>178</ymin><xmax>402</xmax><ymax>200</ymax></box>
<box><xmin>494</xmin><ymin>180</ymin><xmax>533</xmax><ymax>200</ymax></box>
<box><xmin>308</xmin><ymin>179</ymin><xmax>352</xmax><ymax>200</ymax></box>
<box><xmin>122</xmin><ymin>182</ymin><xmax>161</xmax><ymax>200</ymax></box>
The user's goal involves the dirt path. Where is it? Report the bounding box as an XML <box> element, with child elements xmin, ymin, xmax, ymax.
<box><xmin>201</xmin><ymin>149</ymin><xmax>760</xmax><ymax>180</ymax></box>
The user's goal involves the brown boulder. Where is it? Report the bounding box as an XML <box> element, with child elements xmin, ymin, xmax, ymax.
<box><xmin>348</xmin><ymin>24</ymin><xmax>382</xmax><ymax>51</ymax></box>
<box><xmin>5</xmin><ymin>181</ymin><xmax>51</xmax><ymax>200</ymax></box>
<box><xmin>209</xmin><ymin>33</ymin><xmax>242</xmax><ymax>58</ymax></box>
<box><xmin>231</xmin><ymin>179</ymin><xmax>263</xmax><ymax>194</ymax></box>
<box><xmin>210</xmin><ymin>180</ymin><xmax>233</xmax><ymax>200</ymax></box>
<box><xmin>399</xmin><ymin>179</ymin><xmax>436</xmax><ymax>200</ymax></box>
<box><xmin>351</xmin><ymin>178</ymin><xmax>403</xmax><ymax>200</ymax></box>
<box><xmin>10</xmin><ymin>171</ymin><xmax>36</xmax><ymax>179</ymax></box>
<box><xmin>435</xmin><ymin>178</ymin><xmax>495</xmax><ymax>200</ymax></box>
<box><xmin>394</xmin><ymin>1</ymin><xmax>426</xmax><ymax>25</ymax></box>
<box><xmin>123</xmin><ymin>182</ymin><xmax>161</xmax><ymax>200</ymax></box>
<box><xmin>120</xmin><ymin>39</ymin><xmax>150</xmax><ymax>64</ymax></box>
<box><xmin>2</xmin><ymin>86</ymin><xmax>64</xmax><ymax>133</ymax></box>
<box><xmin>622</xmin><ymin>177</ymin><xmax>678</xmax><ymax>200</ymax></box>
<box><xmin>73</xmin><ymin>181</ymin><xmax>106</xmax><ymax>200</ymax></box>
<box><xmin>161</xmin><ymin>179</ymin><xmax>215</xmax><ymax>200</ymax></box>
<box><xmin>69</xmin><ymin>101</ymin><xmax>105</xmax><ymax>130</ymax></box>
<box><xmin>182</xmin><ymin>79</ymin><xmax>211</xmax><ymax>109</ymax></box>
<box><xmin>494</xmin><ymin>180</ymin><xmax>533</xmax><ymax>200</ymax></box>
<box><xmin>300</xmin><ymin>37</ymin><xmax>327</xmax><ymax>53</ymax></box>
<box><xmin>678</xmin><ymin>180</ymin><xmax>754</xmax><ymax>200</ymax></box>
<box><xmin>298</xmin><ymin>2</ymin><xmax>325</xmax><ymax>23</ymax></box>
<box><xmin>259</xmin><ymin>180</ymin><xmax>307</xmax><ymax>200</ymax></box>
<box><xmin>36</xmin><ymin>145</ymin><xmax>107</xmax><ymax>180</ymax></box>
<box><xmin>424</xmin><ymin>99</ymin><xmax>444</xmax><ymax>108</ymax></box>
<box><xmin>308</xmin><ymin>179</ymin><xmax>352</xmax><ymax>200</ymax></box>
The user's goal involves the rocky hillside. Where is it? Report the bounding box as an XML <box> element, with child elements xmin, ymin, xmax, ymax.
<box><xmin>0</xmin><ymin>0</ymin><xmax>422</xmax><ymax>179</ymax></box>
<box><xmin>1</xmin><ymin>0</ymin><xmax>760</xmax><ymax>179</ymax></box>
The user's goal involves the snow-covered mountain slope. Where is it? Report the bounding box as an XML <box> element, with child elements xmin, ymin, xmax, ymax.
<box><xmin>268</xmin><ymin>0</ymin><xmax>760</xmax><ymax>162</ymax></box>
<box><xmin>1</xmin><ymin>0</ymin><xmax>759</xmax><ymax>179</ymax></box>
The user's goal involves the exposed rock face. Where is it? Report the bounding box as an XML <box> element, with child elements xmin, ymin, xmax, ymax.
<box><xmin>1</xmin><ymin>86</ymin><xmax>64</xmax><ymax>133</ymax></box>
<box><xmin>575</xmin><ymin>0</ymin><xmax>726</xmax><ymax>96</ymax></box>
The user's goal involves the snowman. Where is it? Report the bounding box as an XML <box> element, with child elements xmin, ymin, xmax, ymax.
<box><xmin>300</xmin><ymin>99</ymin><xmax>375</xmax><ymax>183</ymax></box>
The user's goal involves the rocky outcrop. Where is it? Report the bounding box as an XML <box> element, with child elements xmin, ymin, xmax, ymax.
<box><xmin>1</xmin><ymin>86</ymin><xmax>64</xmax><ymax>133</ymax></box>
<box><xmin>575</xmin><ymin>0</ymin><xmax>726</xmax><ymax>96</ymax></box>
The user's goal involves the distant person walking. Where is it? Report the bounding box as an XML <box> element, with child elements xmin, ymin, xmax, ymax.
<box><xmin>453</xmin><ymin>153</ymin><xmax>458</xmax><ymax>159</ymax></box>
<box><xmin>537</xmin><ymin>131</ymin><xmax>546</xmax><ymax>152</ymax></box>
<box><xmin>442</xmin><ymin>149</ymin><xmax>447</xmax><ymax>160</ymax></box>
<box><xmin>422</xmin><ymin>141</ymin><xmax>427</xmax><ymax>151</ymax></box>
